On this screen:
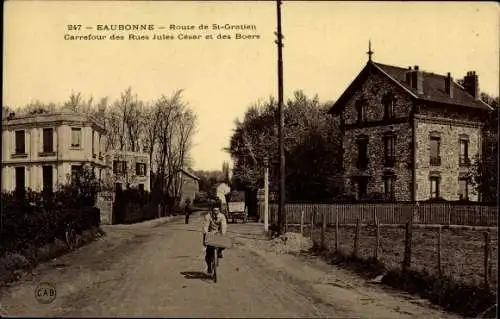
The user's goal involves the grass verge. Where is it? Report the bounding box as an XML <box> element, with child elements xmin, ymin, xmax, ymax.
<box><xmin>0</xmin><ymin>227</ymin><xmax>105</xmax><ymax>288</ymax></box>
<box><xmin>310</xmin><ymin>242</ymin><xmax>497</xmax><ymax>318</ymax></box>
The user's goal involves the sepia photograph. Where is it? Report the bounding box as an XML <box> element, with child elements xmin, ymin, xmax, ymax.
<box><xmin>1</xmin><ymin>1</ymin><xmax>498</xmax><ymax>317</ymax></box>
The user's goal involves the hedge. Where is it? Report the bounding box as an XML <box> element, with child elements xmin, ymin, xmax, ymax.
<box><xmin>0</xmin><ymin>189</ymin><xmax>100</xmax><ymax>256</ymax></box>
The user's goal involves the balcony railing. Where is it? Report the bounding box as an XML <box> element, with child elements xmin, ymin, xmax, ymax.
<box><xmin>39</xmin><ymin>151</ymin><xmax>56</xmax><ymax>157</ymax></box>
<box><xmin>430</xmin><ymin>156</ymin><xmax>441</xmax><ymax>166</ymax></box>
<box><xmin>11</xmin><ymin>153</ymin><xmax>28</xmax><ymax>158</ymax></box>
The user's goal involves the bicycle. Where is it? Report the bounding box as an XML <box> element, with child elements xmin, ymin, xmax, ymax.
<box><xmin>211</xmin><ymin>247</ymin><xmax>220</xmax><ymax>283</ymax></box>
<box><xmin>204</xmin><ymin>232</ymin><xmax>233</xmax><ymax>283</ymax></box>
<box><xmin>64</xmin><ymin>224</ymin><xmax>78</xmax><ymax>250</ymax></box>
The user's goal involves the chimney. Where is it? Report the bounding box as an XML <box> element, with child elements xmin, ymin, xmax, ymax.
<box><xmin>405</xmin><ymin>66</ymin><xmax>413</xmax><ymax>86</ymax></box>
<box><xmin>445</xmin><ymin>72</ymin><xmax>454</xmax><ymax>98</ymax></box>
<box><xmin>411</xmin><ymin>65</ymin><xmax>424</xmax><ymax>94</ymax></box>
<box><xmin>463</xmin><ymin>71</ymin><xmax>479</xmax><ymax>100</ymax></box>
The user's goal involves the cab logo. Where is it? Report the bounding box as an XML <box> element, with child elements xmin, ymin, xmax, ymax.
<box><xmin>34</xmin><ymin>282</ymin><xmax>56</xmax><ymax>304</ymax></box>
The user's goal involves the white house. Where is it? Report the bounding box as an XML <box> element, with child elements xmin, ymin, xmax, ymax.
<box><xmin>1</xmin><ymin>111</ymin><xmax>107</xmax><ymax>192</ymax></box>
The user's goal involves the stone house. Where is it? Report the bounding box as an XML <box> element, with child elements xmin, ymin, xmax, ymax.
<box><xmin>329</xmin><ymin>56</ymin><xmax>494</xmax><ymax>201</ymax></box>
<box><xmin>1</xmin><ymin>111</ymin><xmax>107</xmax><ymax>192</ymax></box>
<box><xmin>103</xmin><ymin>150</ymin><xmax>150</xmax><ymax>192</ymax></box>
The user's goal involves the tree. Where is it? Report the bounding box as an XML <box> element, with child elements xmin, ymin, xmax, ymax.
<box><xmin>143</xmin><ymin>102</ymin><xmax>163</xmax><ymax>190</ymax></box>
<box><xmin>480</xmin><ymin>92</ymin><xmax>499</xmax><ymax>109</ymax></box>
<box><xmin>147</xmin><ymin>90</ymin><xmax>198</xmax><ymax>214</ymax></box>
<box><xmin>467</xmin><ymin>95</ymin><xmax>498</xmax><ymax>203</ymax></box>
<box><xmin>59</xmin><ymin>163</ymin><xmax>101</xmax><ymax>206</ymax></box>
<box><xmin>222</xmin><ymin>161</ymin><xmax>230</xmax><ymax>183</ymax></box>
<box><xmin>193</xmin><ymin>170</ymin><xmax>226</xmax><ymax>193</ymax></box>
<box><xmin>228</xmin><ymin>91</ymin><xmax>343</xmax><ymax>201</ymax></box>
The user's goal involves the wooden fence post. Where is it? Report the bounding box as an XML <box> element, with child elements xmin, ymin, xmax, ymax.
<box><xmin>402</xmin><ymin>220</ymin><xmax>413</xmax><ymax>271</ymax></box>
<box><xmin>335</xmin><ymin>211</ymin><xmax>339</xmax><ymax>252</ymax></box>
<box><xmin>484</xmin><ymin>231</ymin><xmax>491</xmax><ymax>290</ymax></box>
<box><xmin>321</xmin><ymin>210</ymin><xmax>326</xmax><ymax>250</ymax></box>
<box><xmin>300</xmin><ymin>210</ymin><xmax>304</xmax><ymax>235</ymax></box>
<box><xmin>354</xmin><ymin>218</ymin><xmax>360</xmax><ymax>258</ymax></box>
<box><xmin>437</xmin><ymin>226</ymin><xmax>442</xmax><ymax>277</ymax></box>
<box><xmin>374</xmin><ymin>217</ymin><xmax>380</xmax><ymax>260</ymax></box>
<box><xmin>310</xmin><ymin>208</ymin><xmax>315</xmax><ymax>239</ymax></box>
<box><xmin>447</xmin><ymin>204</ymin><xmax>451</xmax><ymax>226</ymax></box>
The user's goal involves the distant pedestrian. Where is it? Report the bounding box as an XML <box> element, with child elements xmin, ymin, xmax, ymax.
<box><xmin>184</xmin><ymin>198</ymin><xmax>192</xmax><ymax>224</ymax></box>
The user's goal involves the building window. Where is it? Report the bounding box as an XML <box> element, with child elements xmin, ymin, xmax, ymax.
<box><xmin>71</xmin><ymin>165</ymin><xmax>82</xmax><ymax>182</ymax></box>
<box><xmin>459</xmin><ymin>138</ymin><xmax>469</xmax><ymax>166</ymax></box>
<box><xmin>356</xmin><ymin>137</ymin><xmax>369</xmax><ymax>169</ymax></box>
<box><xmin>383</xmin><ymin>174</ymin><xmax>395</xmax><ymax>199</ymax></box>
<box><xmin>383</xmin><ymin>134</ymin><xmax>396</xmax><ymax>167</ymax></box>
<box><xmin>136</xmin><ymin>163</ymin><xmax>146</xmax><ymax>176</ymax></box>
<box><xmin>15</xmin><ymin>130</ymin><xmax>26</xmax><ymax>154</ymax></box>
<box><xmin>383</xmin><ymin>93</ymin><xmax>395</xmax><ymax>119</ymax></box>
<box><xmin>430</xmin><ymin>176</ymin><xmax>440</xmax><ymax>198</ymax></box>
<box><xmin>459</xmin><ymin>178</ymin><xmax>469</xmax><ymax>200</ymax></box>
<box><xmin>43</xmin><ymin>128</ymin><xmax>54</xmax><ymax>153</ymax></box>
<box><xmin>113</xmin><ymin>161</ymin><xmax>127</xmax><ymax>174</ymax></box>
<box><xmin>138</xmin><ymin>184</ymin><xmax>145</xmax><ymax>192</ymax></box>
<box><xmin>429</xmin><ymin>135</ymin><xmax>441</xmax><ymax>166</ymax></box>
<box><xmin>355</xmin><ymin>98</ymin><xmax>367</xmax><ymax>124</ymax></box>
<box><xmin>98</xmin><ymin>134</ymin><xmax>102</xmax><ymax>156</ymax></box>
<box><xmin>15</xmin><ymin>166</ymin><xmax>25</xmax><ymax>193</ymax></box>
<box><xmin>42</xmin><ymin>165</ymin><xmax>53</xmax><ymax>193</ymax></box>
<box><xmin>71</xmin><ymin>128</ymin><xmax>82</xmax><ymax>148</ymax></box>
<box><xmin>355</xmin><ymin>177</ymin><xmax>369</xmax><ymax>198</ymax></box>
<box><xmin>92</xmin><ymin>131</ymin><xmax>95</xmax><ymax>157</ymax></box>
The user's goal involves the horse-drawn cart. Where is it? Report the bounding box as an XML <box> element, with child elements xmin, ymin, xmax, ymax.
<box><xmin>225</xmin><ymin>191</ymin><xmax>247</xmax><ymax>224</ymax></box>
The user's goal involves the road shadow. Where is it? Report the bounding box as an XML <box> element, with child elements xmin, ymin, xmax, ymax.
<box><xmin>180</xmin><ymin>271</ymin><xmax>212</xmax><ymax>281</ymax></box>
<box><xmin>167</xmin><ymin>228</ymin><xmax>201</xmax><ymax>233</ymax></box>
<box><xmin>231</xmin><ymin>234</ymin><xmax>269</xmax><ymax>241</ymax></box>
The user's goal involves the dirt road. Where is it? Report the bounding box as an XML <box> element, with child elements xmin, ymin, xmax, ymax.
<box><xmin>0</xmin><ymin>214</ymin><xmax>461</xmax><ymax>318</ymax></box>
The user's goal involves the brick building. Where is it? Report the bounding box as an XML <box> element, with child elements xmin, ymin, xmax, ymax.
<box><xmin>329</xmin><ymin>52</ymin><xmax>494</xmax><ymax>201</ymax></box>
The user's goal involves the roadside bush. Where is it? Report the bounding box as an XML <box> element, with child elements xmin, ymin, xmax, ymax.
<box><xmin>382</xmin><ymin>269</ymin><xmax>497</xmax><ymax>318</ymax></box>
<box><xmin>0</xmin><ymin>185</ymin><xmax>100</xmax><ymax>257</ymax></box>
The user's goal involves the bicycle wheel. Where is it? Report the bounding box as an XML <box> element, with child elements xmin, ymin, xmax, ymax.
<box><xmin>67</xmin><ymin>228</ymin><xmax>77</xmax><ymax>250</ymax></box>
<box><xmin>212</xmin><ymin>249</ymin><xmax>218</xmax><ymax>283</ymax></box>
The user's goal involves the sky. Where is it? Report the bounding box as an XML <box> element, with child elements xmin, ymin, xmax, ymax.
<box><xmin>3</xmin><ymin>1</ymin><xmax>499</xmax><ymax>171</ymax></box>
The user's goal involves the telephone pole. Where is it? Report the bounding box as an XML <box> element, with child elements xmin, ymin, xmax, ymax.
<box><xmin>276</xmin><ymin>0</ymin><xmax>285</xmax><ymax>235</ymax></box>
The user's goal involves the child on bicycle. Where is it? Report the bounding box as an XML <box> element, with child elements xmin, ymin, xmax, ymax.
<box><xmin>202</xmin><ymin>204</ymin><xmax>227</xmax><ymax>274</ymax></box>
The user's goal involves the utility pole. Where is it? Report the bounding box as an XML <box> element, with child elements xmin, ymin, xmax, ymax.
<box><xmin>264</xmin><ymin>156</ymin><xmax>269</xmax><ymax>232</ymax></box>
<box><xmin>276</xmin><ymin>0</ymin><xmax>285</xmax><ymax>235</ymax></box>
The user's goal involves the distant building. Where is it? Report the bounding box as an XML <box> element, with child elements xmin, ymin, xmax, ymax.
<box><xmin>329</xmin><ymin>51</ymin><xmax>494</xmax><ymax>201</ymax></box>
<box><xmin>177</xmin><ymin>169</ymin><xmax>200</xmax><ymax>205</ymax></box>
<box><xmin>104</xmin><ymin>150</ymin><xmax>150</xmax><ymax>192</ymax></box>
<box><xmin>1</xmin><ymin>111</ymin><xmax>107</xmax><ymax>192</ymax></box>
